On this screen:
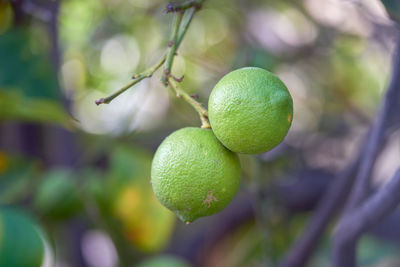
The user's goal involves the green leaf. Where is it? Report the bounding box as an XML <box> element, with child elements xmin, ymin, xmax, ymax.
<box><xmin>0</xmin><ymin>29</ymin><xmax>59</xmax><ymax>100</ymax></box>
<box><xmin>0</xmin><ymin>153</ymin><xmax>38</xmax><ymax>204</ymax></box>
<box><xmin>0</xmin><ymin>207</ymin><xmax>45</xmax><ymax>267</ymax></box>
<box><xmin>0</xmin><ymin>28</ymin><xmax>72</xmax><ymax>127</ymax></box>
<box><xmin>34</xmin><ymin>168</ymin><xmax>82</xmax><ymax>220</ymax></box>
<box><xmin>0</xmin><ymin>90</ymin><xmax>72</xmax><ymax>128</ymax></box>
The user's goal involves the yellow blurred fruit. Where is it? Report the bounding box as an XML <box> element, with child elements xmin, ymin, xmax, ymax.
<box><xmin>109</xmin><ymin>146</ymin><xmax>175</xmax><ymax>252</ymax></box>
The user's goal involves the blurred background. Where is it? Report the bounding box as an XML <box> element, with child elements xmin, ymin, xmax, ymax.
<box><xmin>0</xmin><ymin>0</ymin><xmax>399</xmax><ymax>266</ymax></box>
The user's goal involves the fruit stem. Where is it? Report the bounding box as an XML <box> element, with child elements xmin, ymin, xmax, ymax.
<box><xmin>95</xmin><ymin>57</ymin><xmax>165</xmax><ymax>105</ymax></box>
<box><xmin>167</xmin><ymin>76</ymin><xmax>211</xmax><ymax>129</ymax></box>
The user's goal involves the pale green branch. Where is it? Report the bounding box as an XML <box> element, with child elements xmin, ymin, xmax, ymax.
<box><xmin>167</xmin><ymin>76</ymin><xmax>210</xmax><ymax>129</ymax></box>
<box><xmin>95</xmin><ymin>57</ymin><xmax>165</xmax><ymax>105</ymax></box>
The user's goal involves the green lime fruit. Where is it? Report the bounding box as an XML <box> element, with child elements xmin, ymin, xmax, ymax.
<box><xmin>208</xmin><ymin>67</ymin><xmax>293</xmax><ymax>154</ymax></box>
<box><xmin>0</xmin><ymin>208</ymin><xmax>45</xmax><ymax>267</ymax></box>
<box><xmin>151</xmin><ymin>127</ymin><xmax>241</xmax><ymax>223</ymax></box>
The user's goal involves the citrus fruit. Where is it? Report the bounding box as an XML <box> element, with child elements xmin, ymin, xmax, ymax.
<box><xmin>0</xmin><ymin>208</ymin><xmax>45</xmax><ymax>267</ymax></box>
<box><xmin>151</xmin><ymin>127</ymin><xmax>241</xmax><ymax>223</ymax></box>
<box><xmin>208</xmin><ymin>67</ymin><xmax>293</xmax><ymax>154</ymax></box>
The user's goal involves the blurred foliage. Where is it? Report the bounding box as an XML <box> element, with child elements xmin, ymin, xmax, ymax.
<box><xmin>34</xmin><ymin>168</ymin><xmax>82</xmax><ymax>219</ymax></box>
<box><xmin>93</xmin><ymin>146</ymin><xmax>175</xmax><ymax>253</ymax></box>
<box><xmin>0</xmin><ymin>29</ymin><xmax>71</xmax><ymax>127</ymax></box>
<box><xmin>0</xmin><ymin>0</ymin><xmax>399</xmax><ymax>266</ymax></box>
<box><xmin>0</xmin><ymin>90</ymin><xmax>72</xmax><ymax>128</ymax></box>
<box><xmin>0</xmin><ymin>151</ymin><xmax>38</xmax><ymax>204</ymax></box>
<box><xmin>0</xmin><ymin>2</ymin><xmax>13</xmax><ymax>34</ymax></box>
<box><xmin>0</xmin><ymin>207</ymin><xmax>45</xmax><ymax>267</ymax></box>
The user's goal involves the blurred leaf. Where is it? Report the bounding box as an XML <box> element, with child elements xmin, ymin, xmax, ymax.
<box><xmin>60</xmin><ymin>0</ymin><xmax>104</xmax><ymax>48</ymax></box>
<box><xmin>328</xmin><ymin>37</ymin><xmax>382</xmax><ymax>115</ymax></box>
<box><xmin>0</xmin><ymin>29</ymin><xmax>59</xmax><ymax>100</ymax></box>
<box><xmin>0</xmin><ymin>28</ymin><xmax>72</xmax><ymax>127</ymax></box>
<box><xmin>0</xmin><ymin>207</ymin><xmax>45</xmax><ymax>267</ymax></box>
<box><xmin>0</xmin><ymin>152</ymin><xmax>38</xmax><ymax>204</ymax></box>
<box><xmin>34</xmin><ymin>168</ymin><xmax>82</xmax><ymax>220</ymax></box>
<box><xmin>0</xmin><ymin>2</ymin><xmax>13</xmax><ymax>34</ymax></box>
<box><xmin>96</xmin><ymin>145</ymin><xmax>176</xmax><ymax>253</ymax></box>
<box><xmin>0</xmin><ymin>90</ymin><xmax>72</xmax><ymax>128</ymax></box>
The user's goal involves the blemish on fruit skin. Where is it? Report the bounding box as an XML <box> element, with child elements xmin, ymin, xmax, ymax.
<box><xmin>287</xmin><ymin>113</ymin><xmax>292</xmax><ymax>123</ymax></box>
<box><xmin>203</xmin><ymin>190</ymin><xmax>218</xmax><ymax>207</ymax></box>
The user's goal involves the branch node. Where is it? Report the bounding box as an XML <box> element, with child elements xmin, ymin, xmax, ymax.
<box><xmin>171</xmin><ymin>74</ymin><xmax>184</xmax><ymax>82</ymax></box>
<box><xmin>168</xmin><ymin>40</ymin><xmax>175</xmax><ymax>47</ymax></box>
<box><xmin>165</xmin><ymin>2</ymin><xmax>174</xmax><ymax>13</ymax></box>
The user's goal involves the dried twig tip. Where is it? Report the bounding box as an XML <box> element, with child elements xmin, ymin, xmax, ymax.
<box><xmin>95</xmin><ymin>98</ymin><xmax>105</xmax><ymax>106</ymax></box>
<box><xmin>165</xmin><ymin>2</ymin><xmax>174</xmax><ymax>13</ymax></box>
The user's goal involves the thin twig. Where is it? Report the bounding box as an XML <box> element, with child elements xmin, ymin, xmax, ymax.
<box><xmin>161</xmin><ymin>12</ymin><xmax>184</xmax><ymax>85</ymax></box>
<box><xmin>95</xmin><ymin>57</ymin><xmax>165</xmax><ymax>105</ymax></box>
<box><xmin>176</xmin><ymin>7</ymin><xmax>197</xmax><ymax>48</ymax></box>
<box><xmin>167</xmin><ymin>76</ymin><xmax>210</xmax><ymax>129</ymax></box>
<box><xmin>96</xmin><ymin>2</ymin><xmax>200</xmax><ymax>106</ymax></box>
<box><xmin>165</xmin><ymin>0</ymin><xmax>203</xmax><ymax>13</ymax></box>
<box><xmin>95</xmin><ymin>6</ymin><xmax>197</xmax><ymax>105</ymax></box>
<box><xmin>333</xmin><ymin>167</ymin><xmax>400</xmax><ymax>267</ymax></box>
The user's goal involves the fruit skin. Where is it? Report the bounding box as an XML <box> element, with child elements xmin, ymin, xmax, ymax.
<box><xmin>0</xmin><ymin>208</ymin><xmax>44</xmax><ymax>267</ymax></box>
<box><xmin>151</xmin><ymin>127</ymin><xmax>241</xmax><ymax>223</ymax></box>
<box><xmin>208</xmin><ymin>67</ymin><xmax>293</xmax><ymax>154</ymax></box>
